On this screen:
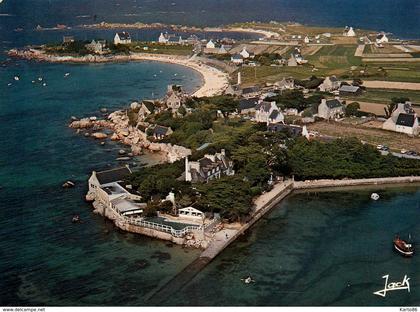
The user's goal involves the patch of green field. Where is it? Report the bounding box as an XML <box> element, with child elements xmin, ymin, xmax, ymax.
<box><xmin>344</xmin><ymin>88</ymin><xmax>420</xmax><ymax>104</ymax></box>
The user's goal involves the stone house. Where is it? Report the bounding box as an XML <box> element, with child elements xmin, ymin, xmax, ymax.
<box><xmin>164</xmin><ymin>85</ymin><xmax>186</xmax><ymax>113</ymax></box>
<box><xmin>183</xmin><ymin>149</ymin><xmax>235</xmax><ymax>183</ymax></box>
<box><xmin>255</xmin><ymin>101</ymin><xmax>284</xmax><ymax>124</ymax></box>
<box><xmin>318</xmin><ymin>76</ymin><xmax>341</xmax><ymax>92</ymax></box>
<box><xmin>85</xmin><ymin>39</ymin><xmax>106</xmax><ymax>54</ymax></box>
<box><xmin>317</xmin><ymin>98</ymin><xmax>345</xmax><ymax>119</ymax></box>
<box><xmin>382</xmin><ymin>102</ymin><xmax>419</xmax><ymax>135</ymax></box>
<box><xmin>206</xmin><ymin>40</ymin><xmax>215</xmax><ymax>49</ymax></box>
<box><xmin>138</xmin><ymin>100</ymin><xmax>157</xmax><ymax>120</ymax></box>
<box><xmin>114</xmin><ymin>32</ymin><xmax>131</xmax><ymax>45</ymax></box>
<box><xmin>274</xmin><ymin>77</ymin><xmax>295</xmax><ymax>90</ymax></box>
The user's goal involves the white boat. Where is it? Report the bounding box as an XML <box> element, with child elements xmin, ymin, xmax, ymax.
<box><xmin>14</xmin><ymin>76</ymin><xmax>19</xmax><ymax>81</ymax></box>
<box><xmin>371</xmin><ymin>193</ymin><xmax>380</xmax><ymax>200</ymax></box>
<box><xmin>241</xmin><ymin>276</ymin><xmax>255</xmax><ymax>284</ymax></box>
<box><xmin>38</xmin><ymin>77</ymin><xmax>43</xmax><ymax>81</ymax></box>
<box><xmin>64</xmin><ymin>73</ymin><xmax>70</xmax><ymax>77</ymax></box>
<box><xmin>42</xmin><ymin>82</ymin><xmax>47</xmax><ymax>86</ymax></box>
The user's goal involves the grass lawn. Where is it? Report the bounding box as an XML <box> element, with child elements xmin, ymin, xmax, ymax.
<box><xmin>343</xmin><ymin>88</ymin><xmax>420</xmax><ymax>104</ymax></box>
<box><xmin>308</xmin><ymin>121</ymin><xmax>420</xmax><ymax>152</ymax></box>
<box><xmin>129</xmin><ymin>42</ymin><xmax>193</xmax><ymax>56</ymax></box>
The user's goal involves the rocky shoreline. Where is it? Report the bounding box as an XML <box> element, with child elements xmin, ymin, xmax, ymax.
<box><xmin>69</xmin><ymin>110</ymin><xmax>191</xmax><ymax>163</ymax></box>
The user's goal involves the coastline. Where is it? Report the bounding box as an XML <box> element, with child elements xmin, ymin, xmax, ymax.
<box><xmin>8</xmin><ymin>49</ymin><xmax>229</xmax><ymax>97</ymax></box>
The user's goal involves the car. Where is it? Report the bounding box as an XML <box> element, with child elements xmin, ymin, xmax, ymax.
<box><xmin>407</xmin><ymin>150</ymin><xmax>417</xmax><ymax>156</ymax></box>
<box><xmin>381</xmin><ymin>146</ymin><xmax>389</xmax><ymax>151</ymax></box>
<box><xmin>377</xmin><ymin>144</ymin><xmax>384</xmax><ymax>150</ymax></box>
<box><xmin>401</xmin><ymin>149</ymin><xmax>407</xmax><ymax>154</ymax></box>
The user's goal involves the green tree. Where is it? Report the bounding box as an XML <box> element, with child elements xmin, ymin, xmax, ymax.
<box><xmin>345</xmin><ymin>102</ymin><xmax>360</xmax><ymax>117</ymax></box>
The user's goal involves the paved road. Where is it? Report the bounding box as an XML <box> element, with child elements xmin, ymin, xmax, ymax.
<box><xmin>381</xmin><ymin>150</ymin><xmax>420</xmax><ymax>160</ymax></box>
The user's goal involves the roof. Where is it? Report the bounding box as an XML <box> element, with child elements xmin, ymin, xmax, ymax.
<box><xmin>96</xmin><ymin>167</ymin><xmax>131</xmax><ymax>185</ymax></box>
<box><xmin>116</xmin><ymin>32</ymin><xmax>131</xmax><ymax>40</ymax></box>
<box><xmin>197</xmin><ymin>142</ymin><xmax>211</xmax><ymax>151</ymax></box>
<box><xmin>325</xmin><ymin>99</ymin><xmax>343</xmax><ymax>109</ymax></box>
<box><xmin>242</xmin><ymin>86</ymin><xmax>260</xmax><ymax>94</ymax></box>
<box><xmin>256</xmin><ymin>101</ymin><xmax>273</xmax><ymax>112</ymax></box>
<box><xmin>154</xmin><ymin>125</ymin><xmax>170</xmax><ymax>136</ymax></box>
<box><xmin>268</xmin><ymin>123</ymin><xmax>302</xmax><ymax>136</ymax></box>
<box><xmin>142</xmin><ymin>100</ymin><xmax>156</xmax><ymax>112</ymax></box>
<box><xmin>269</xmin><ymin>110</ymin><xmax>279</xmax><ymax>120</ymax></box>
<box><xmin>168</xmin><ymin>36</ymin><xmax>180</xmax><ymax>42</ymax></box>
<box><xmin>339</xmin><ymin>85</ymin><xmax>360</xmax><ymax>93</ymax></box>
<box><xmin>329</xmin><ymin>76</ymin><xmax>339</xmax><ymax>82</ymax></box>
<box><xmin>396</xmin><ymin>113</ymin><xmax>416</xmax><ymax>127</ymax></box>
<box><xmin>231</xmin><ymin>54</ymin><xmax>243</xmax><ymax>60</ymax></box>
<box><xmin>239</xmin><ymin>98</ymin><xmax>259</xmax><ymax>110</ymax></box>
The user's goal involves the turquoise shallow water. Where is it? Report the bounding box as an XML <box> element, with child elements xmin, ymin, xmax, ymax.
<box><xmin>0</xmin><ymin>60</ymin><xmax>202</xmax><ymax>305</ymax></box>
<box><xmin>165</xmin><ymin>186</ymin><xmax>419</xmax><ymax>306</ymax></box>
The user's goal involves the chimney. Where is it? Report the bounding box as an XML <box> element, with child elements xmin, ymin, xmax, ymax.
<box><xmin>185</xmin><ymin>157</ymin><xmax>191</xmax><ymax>182</ymax></box>
<box><xmin>221</xmin><ymin>149</ymin><xmax>225</xmax><ymax>156</ymax></box>
<box><xmin>321</xmin><ymin>98</ymin><xmax>326</xmax><ymax>105</ymax></box>
<box><xmin>237</xmin><ymin>71</ymin><xmax>241</xmax><ymax>85</ymax></box>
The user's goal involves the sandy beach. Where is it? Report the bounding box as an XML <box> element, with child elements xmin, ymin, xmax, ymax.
<box><xmin>8</xmin><ymin>49</ymin><xmax>229</xmax><ymax>97</ymax></box>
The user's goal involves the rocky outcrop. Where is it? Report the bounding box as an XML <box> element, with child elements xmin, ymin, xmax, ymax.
<box><xmin>70</xmin><ymin>109</ymin><xmax>191</xmax><ymax>162</ymax></box>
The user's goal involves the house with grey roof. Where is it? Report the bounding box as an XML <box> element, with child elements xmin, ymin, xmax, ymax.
<box><xmin>318</xmin><ymin>76</ymin><xmax>341</xmax><ymax>92</ymax></box>
<box><xmin>317</xmin><ymin>98</ymin><xmax>345</xmax><ymax>119</ymax></box>
<box><xmin>183</xmin><ymin>149</ymin><xmax>235</xmax><ymax>183</ymax></box>
<box><xmin>114</xmin><ymin>32</ymin><xmax>131</xmax><ymax>45</ymax></box>
<box><xmin>238</xmin><ymin>97</ymin><xmax>259</xmax><ymax>115</ymax></box>
<box><xmin>255</xmin><ymin>101</ymin><xmax>284</xmax><ymax>124</ymax></box>
<box><xmin>231</xmin><ymin>54</ymin><xmax>244</xmax><ymax>65</ymax></box>
<box><xmin>138</xmin><ymin>100</ymin><xmax>158</xmax><ymax>120</ymax></box>
<box><xmin>339</xmin><ymin>85</ymin><xmax>362</xmax><ymax>96</ymax></box>
<box><xmin>382</xmin><ymin>101</ymin><xmax>419</xmax><ymax>135</ymax></box>
<box><xmin>152</xmin><ymin>125</ymin><xmax>173</xmax><ymax>140</ymax></box>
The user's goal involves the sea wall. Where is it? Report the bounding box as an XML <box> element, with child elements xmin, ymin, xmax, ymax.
<box><xmin>293</xmin><ymin>176</ymin><xmax>420</xmax><ymax>190</ymax></box>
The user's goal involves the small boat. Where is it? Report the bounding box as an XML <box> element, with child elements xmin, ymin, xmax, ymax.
<box><xmin>64</xmin><ymin>73</ymin><xmax>70</xmax><ymax>77</ymax></box>
<box><xmin>72</xmin><ymin>215</ymin><xmax>80</xmax><ymax>223</ymax></box>
<box><xmin>42</xmin><ymin>83</ymin><xmax>47</xmax><ymax>87</ymax></box>
<box><xmin>241</xmin><ymin>276</ymin><xmax>255</xmax><ymax>284</ymax></box>
<box><xmin>371</xmin><ymin>193</ymin><xmax>380</xmax><ymax>200</ymax></box>
<box><xmin>393</xmin><ymin>235</ymin><xmax>414</xmax><ymax>257</ymax></box>
<box><xmin>14</xmin><ymin>76</ymin><xmax>19</xmax><ymax>81</ymax></box>
<box><xmin>38</xmin><ymin>77</ymin><xmax>43</xmax><ymax>81</ymax></box>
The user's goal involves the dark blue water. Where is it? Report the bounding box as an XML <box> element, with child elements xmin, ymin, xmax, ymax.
<box><xmin>0</xmin><ymin>59</ymin><xmax>203</xmax><ymax>306</ymax></box>
<box><xmin>1</xmin><ymin>0</ymin><xmax>419</xmax><ymax>39</ymax></box>
<box><xmin>165</xmin><ymin>186</ymin><xmax>419</xmax><ymax>306</ymax></box>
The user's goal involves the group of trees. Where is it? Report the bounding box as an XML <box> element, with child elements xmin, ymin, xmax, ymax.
<box><xmin>287</xmin><ymin>137</ymin><xmax>420</xmax><ymax>180</ymax></box>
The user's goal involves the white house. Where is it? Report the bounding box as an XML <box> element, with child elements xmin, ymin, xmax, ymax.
<box><xmin>231</xmin><ymin>54</ymin><xmax>244</xmax><ymax>64</ymax></box>
<box><xmin>87</xmin><ymin>166</ymin><xmax>146</xmax><ymax>217</ymax></box>
<box><xmin>239</xmin><ymin>47</ymin><xmax>250</xmax><ymax>59</ymax></box>
<box><xmin>317</xmin><ymin>98</ymin><xmax>345</xmax><ymax>119</ymax></box>
<box><xmin>206</xmin><ymin>39</ymin><xmax>215</xmax><ymax>49</ymax></box>
<box><xmin>255</xmin><ymin>101</ymin><xmax>284</xmax><ymax>124</ymax></box>
<box><xmin>114</xmin><ymin>32</ymin><xmax>131</xmax><ymax>45</ymax></box>
<box><xmin>318</xmin><ymin>76</ymin><xmax>341</xmax><ymax>92</ymax></box>
<box><xmin>343</xmin><ymin>26</ymin><xmax>356</xmax><ymax>37</ymax></box>
<box><xmin>184</xmin><ymin>150</ymin><xmax>234</xmax><ymax>183</ymax></box>
<box><xmin>376</xmin><ymin>33</ymin><xmax>389</xmax><ymax>44</ymax></box>
<box><xmin>383</xmin><ymin>102</ymin><xmax>419</xmax><ymax>136</ymax></box>
<box><xmin>274</xmin><ymin>77</ymin><xmax>295</xmax><ymax>90</ymax></box>
<box><xmin>158</xmin><ymin>32</ymin><xmax>168</xmax><ymax>43</ymax></box>
<box><xmin>304</xmin><ymin>36</ymin><xmax>310</xmax><ymax>44</ymax></box>
<box><xmin>178</xmin><ymin>207</ymin><xmax>205</xmax><ymax>220</ymax></box>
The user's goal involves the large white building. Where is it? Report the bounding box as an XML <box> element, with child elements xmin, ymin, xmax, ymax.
<box><xmin>317</xmin><ymin>98</ymin><xmax>345</xmax><ymax>119</ymax></box>
<box><xmin>114</xmin><ymin>32</ymin><xmax>131</xmax><ymax>45</ymax></box>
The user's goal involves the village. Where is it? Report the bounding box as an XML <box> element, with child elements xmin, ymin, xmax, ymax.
<box><xmin>11</xmin><ymin>21</ymin><xmax>420</xmax><ymax>249</ymax></box>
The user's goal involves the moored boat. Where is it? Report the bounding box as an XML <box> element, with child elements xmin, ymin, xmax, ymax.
<box><xmin>393</xmin><ymin>235</ymin><xmax>414</xmax><ymax>257</ymax></box>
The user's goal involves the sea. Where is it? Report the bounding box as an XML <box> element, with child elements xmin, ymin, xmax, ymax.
<box><xmin>0</xmin><ymin>0</ymin><xmax>419</xmax><ymax>306</ymax></box>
